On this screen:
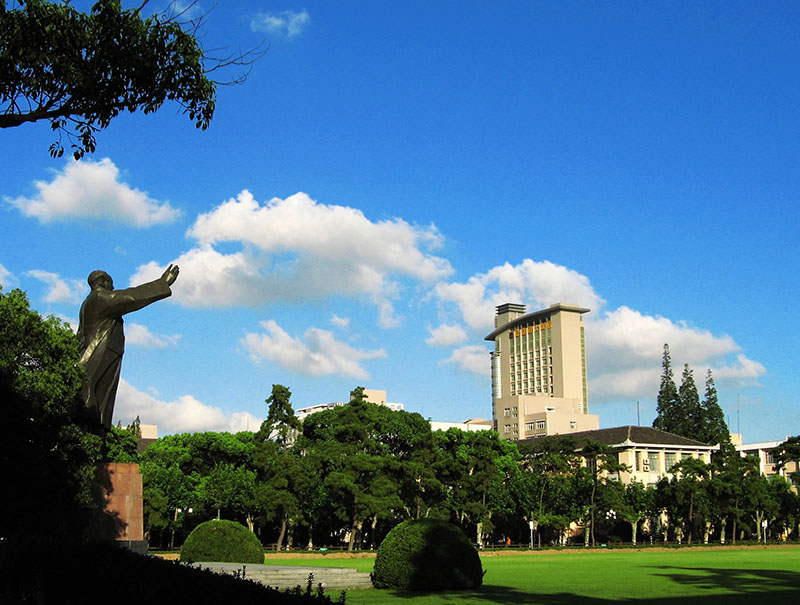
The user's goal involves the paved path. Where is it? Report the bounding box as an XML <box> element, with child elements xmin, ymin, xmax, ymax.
<box><xmin>190</xmin><ymin>562</ymin><xmax>373</xmax><ymax>591</ymax></box>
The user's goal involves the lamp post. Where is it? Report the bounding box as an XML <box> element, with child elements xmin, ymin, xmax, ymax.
<box><xmin>529</xmin><ymin>520</ymin><xmax>534</xmax><ymax>549</ymax></box>
<box><xmin>171</xmin><ymin>506</ymin><xmax>193</xmax><ymax>549</ymax></box>
<box><xmin>605</xmin><ymin>509</ymin><xmax>617</xmax><ymax>545</ymax></box>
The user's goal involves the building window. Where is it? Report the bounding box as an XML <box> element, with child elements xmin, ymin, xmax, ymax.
<box><xmin>525</xmin><ymin>422</ymin><xmax>535</xmax><ymax>432</ymax></box>
<box><xmin>570</xmin><ymin>421</ymin><xmax>577</xmax><ymax>429</ymax></box>
<box><xmin>503</xmin><ymin>408</ymin><xmax>510</xmax><ymax>417</ymax></box>
<box><xmin>504</xmin><ymin>424</ymin><xmax>510</xmax><ymax>433</ymax></box>
<box><xmin>536</xmin><ymin>419</ymin><xmax>546</xmax><ymax>430</ymax></box>
<box><xmin>665</xmin><ymin>453</ymin><xmax>676</xmax><ymax>470</ymax></box>
<box><xmin>647</xmin><ymin>452</ymin><xmax>660</xmax><ymax>472</ymax></box>
<box><xmin>681</xmin><ymin>452</ymin><xmax>692</xmax><ymax>460</ymax></box>
<box><xmin>766</xmin><ymin>451</ymin><xmax>777</xmax><ymax>465</ymax></box>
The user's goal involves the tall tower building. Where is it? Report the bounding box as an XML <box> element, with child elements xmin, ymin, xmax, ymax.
<box><xmin>485</xmin><ymin>303</ymin><xmax>599</xmax><ymax>440</ymax></box>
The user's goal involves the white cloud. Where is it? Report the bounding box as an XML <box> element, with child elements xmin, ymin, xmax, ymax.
<box><xmin>170</xmin><ymin>1</ymin><xmax>205</xmax><ymax>20</ymax></box>
<box><xmin>713</xmin><ymin>354</ymin><xmax>767</xmax><ymax>383</ymax></box>
<box><xmin>331</xmin><ymin>315</ymin><xmax>351</xmax><ymax>329</ymax></box>
<box><xmin>426</xmin><ymin>323</ymin><xmax>468</xmax><ymax>347</ymax></box>
<box><xmin>586</xmin><ymin>306</ymin><xmax>764</xmax><ymax>401</ymax></box>
<box><xmin>433</xmin><ymin>259</ymin><xmax>765</xmax><ymax>402</ymax></box>
<box><xmin>434</xmin><ymin>259</ymin><xmax>603</xmax><ymax>333</ymax></box>
<box><xmin>125</xmin><ymin>323</ymin><xmax>181</xmax><ymax>349</ymax></box>
<box><xmin>5</xmin><ymin>158</ymin><xmax>180</xmax><ymax>226</ymax></box>
<box><xmin>115</xmin><ymin>379</ymin><xmax>260</xmax><ymax>434</ymax></box>
<box><xmin>251</xmin><ymin>9</ymin><xmax>310</xmax><ymax>38</ymax></box>
<box><xmin>242</xmin><ymin>319</ymin><xmax>386</xmax><ymax>379</ymax></box>
<box><xmin>56</xmin><ymin>314</ymin><xmax>79</xmax><ymax>332</ymax></box>
<box><xmin>442</xmin><ymin>345</ymin><xmax>491</xmax><ymax>377</ymax></box>
<box><xmin>0</xmin><ymin>263</ymin><xmax>14</xmax><ymax>288</ymax></box>
<box><xmin>132</xmin><ymin>191</ymin><xmax>452</xmax><ymax>325</ymax></box>
<box><xmin>26</xmin><ymin>269</ymin><xmax>87</xmax><ymax>304</ymax></box>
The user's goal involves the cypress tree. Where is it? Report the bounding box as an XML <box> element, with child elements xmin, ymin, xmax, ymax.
<box><xmin>701</xmin><ymin>369</ymin><xmax>729</xmax><ymax>444</ymax></box>
<box><xmin>653</xmin><ymin>344</ymin><xmax>680</xmax><ymax>434</ymax></box>
<box><xmin>677</xmin><ymin>363</ymin><xmax>702</xmax><ymax>440</ymax></box>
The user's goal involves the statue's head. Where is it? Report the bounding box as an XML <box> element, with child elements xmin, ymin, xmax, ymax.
<box><xmin>87</xmin><ymin>270</ymin><xmax>113</xmax><ymax>290</ymax></box>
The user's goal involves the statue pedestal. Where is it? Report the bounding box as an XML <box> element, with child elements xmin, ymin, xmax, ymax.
<box><xmin>99</xmin><ymin>462</ymin><xmax>147</xmax><ymax>554</ymax></box>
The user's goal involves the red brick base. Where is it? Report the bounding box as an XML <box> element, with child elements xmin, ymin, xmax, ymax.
<box><xmin>102</xmin><ymin>462</ymin><xmax>144</xmax><ymax>541</ymax></box>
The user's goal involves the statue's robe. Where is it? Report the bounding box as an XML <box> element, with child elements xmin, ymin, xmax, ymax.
<box><xmin>77</xmin><ymin>279</ymin><xmax>172</xmax><ymax>428</ymax></box>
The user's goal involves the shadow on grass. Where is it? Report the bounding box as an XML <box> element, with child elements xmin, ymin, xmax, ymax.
<box><xmin>646</xmin><ymin>565</ymin><xmax>800</xmax><ymax>599</ymax></box>
<box><xmin>375</xmin><ymin>577</ymin><xmax>800</xmax><ymax>604</ymax></box>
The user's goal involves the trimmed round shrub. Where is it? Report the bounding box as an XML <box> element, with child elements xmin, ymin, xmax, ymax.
<box><xmin>372</xmin><ymin>519</ymin><xmax>483</xmax><ymax>590</ymax></box>
<box><xmin>180</xmin><ymin>519</ymin><xmax>264</xmax><ymax>564</ymax></box>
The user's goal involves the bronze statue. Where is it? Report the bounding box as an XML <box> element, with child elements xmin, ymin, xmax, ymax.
<box><xmin>77</xmin><ymin>265</ymin><xmax>179</xmax><ymax>428</ymax></box>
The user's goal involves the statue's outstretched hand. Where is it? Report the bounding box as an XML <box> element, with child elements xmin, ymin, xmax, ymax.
<box><xmin>162</xmin><ymin>264</ymin><xmax>180</xmax><ymax>286</ymax></box>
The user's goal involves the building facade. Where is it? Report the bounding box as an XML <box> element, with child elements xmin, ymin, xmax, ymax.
<box><xmin>556</xmin><ymin>425</ymin><xmax>716</xmax><ymax>485</ymax></box>
<box><xmin>430</xmin><ymin>417</ymin><xmax>493</xmax><ymax>433</ymax></box>
<box><xmin>485</xmin><ymin>302</ymin><xmax>598</xmax><ymax>439</ymax></box>
<box><xmin>733</xmin><ymin>435</ymin><xmax>799</xmax><ymax>485</ymax></box>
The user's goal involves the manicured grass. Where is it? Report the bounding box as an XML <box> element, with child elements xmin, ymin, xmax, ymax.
<box><xmin>269</xmin><ymin>546</ymin><xmax>800</xmax><ymax>604</ymax></box>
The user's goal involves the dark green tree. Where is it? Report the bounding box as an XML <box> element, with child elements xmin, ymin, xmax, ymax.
<box><xmin>431</xmin><ymin>428</ymin><xmax>521</xmax><ymax>546</ymax></box>
<box><xmin>707</xmin><ymin>443</ymin><xmax>742</xmax><ymax>544</ymax></box>
<box><xmin>298</xmin><ymin>394</ymin><xmax>429</xmax><ymax>552</ymax></box>
<box><xmin>667</xmin><ymin>456</ymin><xmax>710</xmax><ymax>544</ymax></box>
<box><xmin>198</xmin><ymin>462</ymin><xmax>257</xmax><ymax>522</ymax></box>
<box><xmin>767</xmin><ymin>475</ymin><xmax>800</xmax><ymax>540</ymax></box>
<box><xmin>616</xmin><ymin>480</ymin><xmax>654</xmax><ymax>546</ymax></box>
<box><xmin>105</xmin><ymin>423</ymin><xmax>140</xmax><ymax>463</ymax></box>
<box><xmin>744</xmin><ymin>472</ymin><xmax>779</xmax><ymax>543</ymax></box>
<box><xmin>139</xmin><ymin>431</ymin><xmax>259</xmax><ymax>546</ymax></box>
<box><xmin>713</xmin><ymin>445</ymin><xmax>760</xmax><ymax>544</ymax></box>
<box><xmin>677</xmin><ymin>364</ymin><xmax>703</xmax><ymax>440</ymax></box>
<box><xmin>259</xmin><ymin>384</ymin><xmax>301</xmax><ymax>452</ymax></box>
<box><xmin>517</xmin><ymin>436</ymin><xmax>584</xmax><ymax>547</ymax></box>
<box><xmin>0</xmin><ymin>1</ymin><xmax>260</xmax><ymax>158</ymax></box>
<box><xmin>700</xmin><ymin>369</ymin><xmax>729</xmax><ymax>445</ymax></box>
<box><xmin>252</xmin><ymin>438</ymin><xmax>299</xmax><ymax>551</ymax></box>
<box><xmin>653</xmin><ymin>346</ymin><xmax>726</xmax><ymax>445</ymax></box>
<box><xmin>653</xmin><ymin>344</ymin><xmax>680</xmax><ymax>434</ymax></box>
<box><xmin>349</xmin><ymin>385</ymin><xmax>368</xmax><ymax>404</ymax></box>
<box><xmin>774</xmin><ymin>436</ymin><xmax>800</xmax><ymax>486</ymax></box>
<box><xmin>580</xmin><ymin>440</ymin><xmax>628</xmax><ymax>546</ymax></box>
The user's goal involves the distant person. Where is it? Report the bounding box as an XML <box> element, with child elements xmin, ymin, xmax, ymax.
<box><xmin>77</xmin><ymin>265</ymin><xmax>179</xmax><ymax>428</ymax></box>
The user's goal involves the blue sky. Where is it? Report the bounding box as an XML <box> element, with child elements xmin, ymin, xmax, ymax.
<box><xmin>2</xmin><ymin>1</ymin><xmax>798</xmax><ymax>443</ymax></box>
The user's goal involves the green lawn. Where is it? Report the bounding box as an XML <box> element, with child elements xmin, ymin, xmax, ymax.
<box><xmin>268</xmin><ymin>546</ymin><xmax>800</xmax><ymax>604</ymax></box>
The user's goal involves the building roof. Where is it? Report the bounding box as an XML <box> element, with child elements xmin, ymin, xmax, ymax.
<box><xmin>528</xmin><ymin>425</ymin><xmax>717</xmax><ymax>449</ymax></box>
<box><xmin>484</xmin><ymin>303</ymin><xmax>590</xmax><ymax>341</ymax></box>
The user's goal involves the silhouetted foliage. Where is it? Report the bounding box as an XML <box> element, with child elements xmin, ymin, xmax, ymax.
<box><xmin>1</xmin><ymin>540</ymin><xmax>343</xmax><ymax>604</ymax></box>
<box><xmin>0</xmin><ymin>0</ymin><xmax>262</xmax><ymax>158</ymax></box>
<box><xmin>0</xmin><ymin>286</ymin><xmax>104</xmax><ymax>544</ymax></box>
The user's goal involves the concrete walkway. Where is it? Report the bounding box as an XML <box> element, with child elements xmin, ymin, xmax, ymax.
<box><xmin>190</xmin><ymin>562</ymin><xmax>373</xmax><ymax>591</ymax></box>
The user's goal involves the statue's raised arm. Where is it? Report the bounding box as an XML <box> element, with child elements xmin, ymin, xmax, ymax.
<box><xmin>77</xmin><ymin>265</ymin><xmax>179</xmax><ymax>428</ymax></box>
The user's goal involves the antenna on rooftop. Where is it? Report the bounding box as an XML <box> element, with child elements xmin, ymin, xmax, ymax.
<box><xmin>637</xmin><ymin>401</ymin><xmax>640</xmax><ymax>426</ymax></box>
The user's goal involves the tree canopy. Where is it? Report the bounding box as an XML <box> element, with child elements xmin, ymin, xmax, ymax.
<box><xmin>0</xmin><ymin>0</ymin><xmax>219</xmax><ymax>158</ymax></box>
<box><xmin>653</xmin><ymin>344</ymin><xmax>680</xmax><ymax>434</ymax></box>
